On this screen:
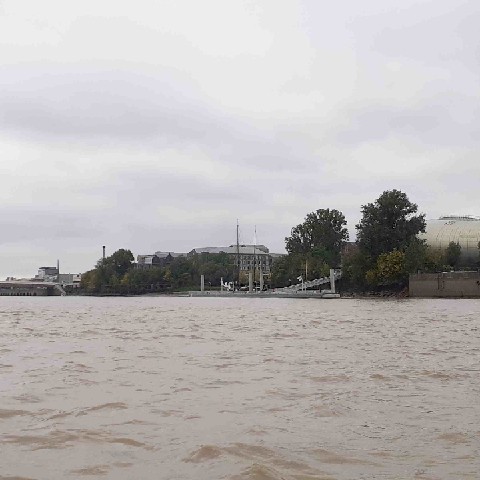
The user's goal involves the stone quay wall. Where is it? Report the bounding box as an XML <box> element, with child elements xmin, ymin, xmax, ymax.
<box><xmin>0</xmin><ymin>283</ymin><xmax>57</xmax><ymax>296</ymax></box>
<box><xmin>409</xmin><ymin>272</ymin><xmax>480</xmax><ymax>298</ymax></box>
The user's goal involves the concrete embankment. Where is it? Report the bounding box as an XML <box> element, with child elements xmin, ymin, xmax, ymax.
<box><xmin>186</xmin><ymin>291</ymin><xmax>340</xmax><ymax>299</ymax></box>
<box><xmin>0</xmin><ymin>281</ymin><xmax>65</xmax><ymax>296</ymax></box>
<box><xmin>410</xmin><ymin>272</ymin><xmax>480</xmax><ymax>298</ymax></box>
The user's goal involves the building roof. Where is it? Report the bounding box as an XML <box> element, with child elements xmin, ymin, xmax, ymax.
<box><xmin>137</xmin><ymin>255</ymin><xmax>157</xmax><ymax>264</ymax></box>
<box><xmin>191</xmin><ymin>247</ymin><xmax>229</xmax><ymax>254</ymax></box>
<box><xmin>154</xmin><ymin>251</ymin><xmax>186</xmax><ymax>258</ymax></box>
<box><xmin>192</xmin><ymin>244</ymin><xmax>270</xmax><ymax>255</ymax></box>
<box><xmin>150</xmin><ymin>245</ymin><xmax>285</xmax><ymax>258</ymax></box>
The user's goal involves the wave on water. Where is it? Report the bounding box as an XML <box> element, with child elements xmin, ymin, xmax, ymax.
<box><xmin>0</xmin><ymin>297</ymin><xmax>479</xmax><ymax>479</ymax></box>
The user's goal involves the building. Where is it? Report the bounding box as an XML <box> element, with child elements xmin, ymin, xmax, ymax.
<box><xmin>58</xmin><ymin>273</ymin><xmax>82</xmax><ymax>288</ymax></box>
<box><xmin>155</xmin><ymin>251</ymin><xmax>187</xmax><ymax>263</ymax></box>
<box><xmin>136</xmin><ymin>245</ymin><xmax>285</xmax><ymax>275</ymax></box>
<box><xmin>419</xmin><ymin>216</ymin><xmax>480</xmax><ymax>263</ymax></box>
<box><xmin>136</xmin><ymin>255</ymin><xmax>162</xmax><ymax>269</ymax></box>
<box><xmin>33</xmin><ymin>264</ymin><xmax>80</xmax><ymax>288</ymax></box>
<box><xmin>136</xmin><ymin>252</ymin><xmax>188</xmax><ymax>269</ymax></box>
<box><xmin>189</xmin><ymin>244</ymin><xmax>282</xmax><ymax>274</ymax></box>
<box><xmin>36</xmin><ymin>266</ymin><xmax>59</xmax><ymax>282</ymax></box>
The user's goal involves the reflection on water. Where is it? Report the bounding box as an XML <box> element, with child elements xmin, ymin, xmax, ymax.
<box><xmin>0</xmin><ymin>297</ymin><xmax>479</xmax><ymax>479</ymax></box>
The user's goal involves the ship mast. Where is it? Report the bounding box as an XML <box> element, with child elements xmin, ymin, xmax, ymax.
<box><xmin>236</xmin><ymin>220</ymin><xmax>240</xmax><ymax>286</ymax></box>
<box><xmin>253</xmin><ymin>225</ymin><xmax>257</xmax><ymax>285</ymax></box>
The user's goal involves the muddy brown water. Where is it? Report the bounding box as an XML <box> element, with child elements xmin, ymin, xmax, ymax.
<box><xmin>0</xmin><ymin>297</ymin><xmax>479</xmax><ymax>479</ymax></box>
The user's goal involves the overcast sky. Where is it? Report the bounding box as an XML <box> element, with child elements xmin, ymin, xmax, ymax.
<box><xmin>1</xmin><ymin>0</ymin><xmax>479</xmax><ymax>278</ymax></box>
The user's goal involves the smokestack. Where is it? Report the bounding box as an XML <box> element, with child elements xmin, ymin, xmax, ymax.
<box><xmin>57</xmin><ymin>259</ymin><xmax>60</xmax><ymax>274</ymax></box>
<box><xmin>102</xmin><ymin>246</ymin><xmax>106</xmax><ymax>260</ymax></box>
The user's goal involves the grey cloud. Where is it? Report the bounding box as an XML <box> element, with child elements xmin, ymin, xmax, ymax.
<box><xmin>110</xmin><ymin>171</ymin><xmax>248</xmax><ymax>206</ymax></box>
<box><xmin>333</xmin><ymin>94</ymin><xmax>480</xmax><ymax>147</ymax></box>
<box><xmin>124</xmin><ymin>221</ymin><xmax>290</xmax><ymax>257</ymax></box>
<box><xmin>0</xmin><ymin>208</ymin><xmax>103</xmax><ymax>245</ymax></box>
<box><xmin>1</xmin><ymin>0</ymin><xmax>480</xmax><ymax>278</ymax></box>
<box><xmin>0</xmin><ymin>63</ymin><xmax>228</xmax><ymax>142</ymax></box>
<box><xmin>0</xmin><ymin>62</ymin><xmax>309</xmax><ymax>173</ymax></box>
<box><xmin>321</xmin><ymin>0</ymin><xmax>480</xmax><ymax>72</ymax></box>
<box><xmin>367</xmin><ymin>3</ymin><xmax>480</xmax><ymax>68</ymax></box>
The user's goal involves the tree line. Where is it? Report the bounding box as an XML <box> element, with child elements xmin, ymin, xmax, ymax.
<box><xmin>272</xmin><ymin>189</ymin><xmax>478</xmax><ymax>291</ymax></box>
<box><xmin>80</xmin><ymin>250</ymin><xmax>236</xmax><ymax>294</ymax></box>
<box><xmin>80</xmin><ymin>189</ymin><xmax>479</xmax><ymax>294</ymax></box>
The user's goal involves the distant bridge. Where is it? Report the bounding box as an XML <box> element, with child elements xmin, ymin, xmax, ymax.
<box><xmin>0</xmin><ymin>281</ymin><xmax>66</xmax><ymax>296</ymax></box>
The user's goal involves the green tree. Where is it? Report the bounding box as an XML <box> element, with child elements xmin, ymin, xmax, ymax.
<box><xmin>191</xmin><ymin>252</ymin><xmax>235</xmax><ymax>287</ymax></box>
<box><xmin>423</xmin><ymin>246</ymin><xmax>445</xmax><ymax>273</ymax></box>
<box><xmin>121</xmin><ymin>268</ymin><xmax>168</xmax><ymax>294</ymax></box>
<box><xmin>356</xmin><ymin>190</ymin><xmax>426</xmax><ymax>260</ymax></box>
<box><xmin>80</xmin><ymin>269</ymin><xmax>101</xmax><ymax>293</ymax></box>
<box><xmin>270</xmin><ymin>254</ymin><xmax>295</xmax><ymax>287</ymax></box>
<box><xmin>80</xmin><ymin>249</ymin><xmax>135</xmax><ymax>294</ymax></box>
<box><xmin>341</xmin><ymin>249</ymin><xmax>372</xmax><ymax>291</ymax></box>
<box><xmin>445</xmin><ymin>241</ymin><xmax>461</xmax><ymax>269</ymax></box>
<box><xmin>167</xmin><ymin>257</ymin><xmax>197</xmax><ymax>289</ymax></box>
<box><xmin>270</xmin><ymin>252</ymin><xmax>330</xmax><ymax>288</ymax></box>
<box><xmin>102</xmin><ymin>249</ymin><xmax>134</xmax><ymax>277</ymax></box>
<box><xmin>367</xmin><ymin>250</ymin><xmax>406</xmax><ymax>286</ymax></box>
<box><xmin>285</xmin><ymin>208</ymin><xmax>349</xmax><ymax>266</ymax></box>
<box><xmin>403</xmin><ymin>238</ymin><xmax>428</xmax><ymax>274</ymax></box>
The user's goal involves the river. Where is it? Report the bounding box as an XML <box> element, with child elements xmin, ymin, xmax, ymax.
<box><xmin>0</xmin><ymin>297</ymin><xmax>479</xmax><ymax>479</ymax></box>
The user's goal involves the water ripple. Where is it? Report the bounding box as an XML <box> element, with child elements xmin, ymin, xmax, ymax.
<box><xmin>0</xmin><ymin>297</ymin><xmax>479</xmax><ymax>479</ymax></box>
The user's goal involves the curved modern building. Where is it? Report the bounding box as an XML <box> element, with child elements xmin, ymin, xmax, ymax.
<box><xmin>419</xmin><ymin>216</ymin><xmax>480</xmax><ymax>263</ymax></box>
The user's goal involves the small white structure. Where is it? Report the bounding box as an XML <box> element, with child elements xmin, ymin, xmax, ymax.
<box><xmin>58</xmin><ymin>273</ymin><xmax>82</xmax><ymax>288</ymax></box>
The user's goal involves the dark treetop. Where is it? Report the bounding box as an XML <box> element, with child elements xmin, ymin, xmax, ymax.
<box><xmin>356</xmin><ymin>190</ymin><xmax>426</xmax><ymax>259</ymax></box>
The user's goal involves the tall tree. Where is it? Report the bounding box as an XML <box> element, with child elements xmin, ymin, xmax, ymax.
<box><xmin>445</xmin><ymin>241</ymin><xmax>461</xmax><ymax>268</ymax></box>
<box><xmin>356</xmin><ymin>190</ymin><xmax>426</xmax><ymax>259</ymax></box>
<box><xmin>103</xmin><ymin>249</ymin><xmax>135</xmax><ymax>277</ymax></box>
<box><xmin>285</xmin><ymin>208</ymin><xmax>349</xmax><ymax>266</ymax></box>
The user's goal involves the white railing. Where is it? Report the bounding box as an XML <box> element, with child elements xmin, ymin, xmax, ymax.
<box><xmin>274</xmin><ymin>269</ymin><xmax>342</xmax><ymax>293</ymax></box>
